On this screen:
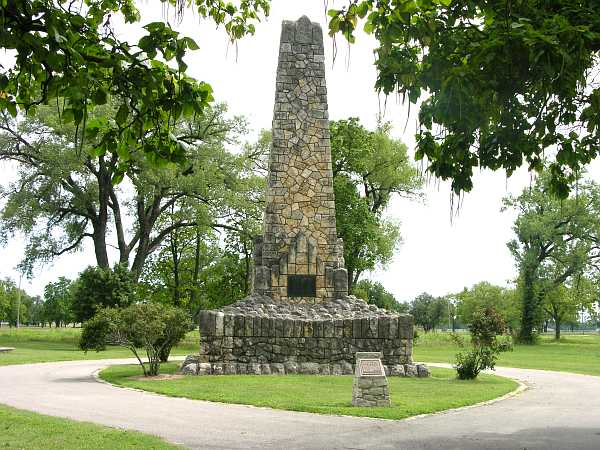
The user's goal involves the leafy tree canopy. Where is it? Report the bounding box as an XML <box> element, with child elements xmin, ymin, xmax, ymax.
<box><xmin>71</xmin><ymin>264</ymin><xmax>135</xmax><ymax>323</ymax></box>
<box><xmin>43</xmin><ymin>277</ymin><xmax>74</xmax><ymax>327</ymax></box>
<box><xmin>330</xmin><ymin>118</ymin><xmax>422</xmax><ymax>290</ymax></box>
<box><xmin>410</xmin><ymin>292</ymin><xmax>447</xmax><ymax>331</ymax></box>
<box><xmin>328</xmin><ymin>1</ymin><xmax>600</xmax><ymax>198</ymax></box>
<box><xmin>456</xmin><ymin>281</ymin><xmax>519</xmax><ymax>331</ymax></box>
<box><xmin>0</xmin><ymin>103</ymin><xmax>260</xmax><ymax>279</ymax></box>
<box><xmin>0</xmin><ymin>278</ymin><xmax>31</xmax><ymax>326</ymax></box>
<box><xmin>0</xmin><ymin>0</ymin><xmax>269</xmax><ymax>174</ymax></box>
<box><xmin>354</xmin><ymin>279</ymin><xmax>408</xmax><ymax>312</ymax></box>
<box><xmin>504</xmin><ymin>172</ymin><xmax>600</xmax><ymax>342</ymax></box>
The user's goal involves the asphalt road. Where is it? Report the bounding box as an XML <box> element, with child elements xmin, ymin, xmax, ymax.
<box><xmin>1</xmin><ymin>358</ymin><xmax>599</xmax><ymax>449</ymax></box>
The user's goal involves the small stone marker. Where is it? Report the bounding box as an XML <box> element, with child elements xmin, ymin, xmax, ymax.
<box><xmin>352</xmin><ymin>352</ymin><xmax>391</xmax><ymax>407</ymax></box>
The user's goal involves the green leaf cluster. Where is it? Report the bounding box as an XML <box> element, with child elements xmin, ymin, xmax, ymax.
<box><xmin>328</xmin><ymin>0</ymin><xmax>600</xmax><ymax>197</ymax></box>
<box><xmin>504</xmin><ymin>172</ymin><xmax>600</xmax><ymax>342</ymax></box>
<box><xmin>80</xmin><ymin>302</ymin><xmax>191</xmax><ymax>376</ymax></box>
<box><xmin>354</xmin><ymin>279</ymin><xmax>408</xmax><ymax>312</ymax></box>
<box><xmin>330</xmin><ymin>118</ymin><xmax>422</xmax><ymax>289</ymax></box>
<box><xmin>0</xmin><ymin>0</ymin><xmax>269</xmax><ymax>172</ymax></box>
<box><xmin>71</xmin><ymin>264</ymin><xmax>135</xmax><ymax>323</ymax></box>
<box><xmin>410</xmin><ymin>292</ymin><xmax>448</xmax><ymax>331</ymax></box>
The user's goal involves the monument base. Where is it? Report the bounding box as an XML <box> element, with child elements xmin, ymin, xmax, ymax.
<box><xmin>181</xmin><ymin>294</ymin><xmax>430</xmax><ymax>377</ymax></box>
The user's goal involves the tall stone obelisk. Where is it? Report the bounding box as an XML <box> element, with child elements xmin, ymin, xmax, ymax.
<box><xmin>185</xmin><ymin>17</ymin><xmax>419</xmax><ymax>379</ymax></box>
<box><xmin>253</xmin><ymin>16</ymin><xmax>348</xmax><ymax>303</ymax></box>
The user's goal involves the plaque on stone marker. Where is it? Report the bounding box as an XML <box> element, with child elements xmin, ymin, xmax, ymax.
<box><xmin>287</xmin><ymin>275</ymin><xmax>317</xmax><ymax>298</ymax></box>
<box><xmin>358</xmin><ymin>358</ymin><xmax>385</xmax><ymax>377</ymax></box>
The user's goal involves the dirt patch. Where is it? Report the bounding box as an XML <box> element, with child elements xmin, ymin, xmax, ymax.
<box><xmin>130</xmin><ymin>373</ymin><xmax>184</xmax><ymax>381</ymax></box>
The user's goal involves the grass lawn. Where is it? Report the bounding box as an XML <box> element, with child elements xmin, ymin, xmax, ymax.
<box><xmin>0</xmin><ymin>404</ymin><xmax>180</xmax><ymax>449</ymax></box>
<box><xmin>0</xmin><ymin>327</ymin><xmax>199</xmax><ymax>366</ymax></box>
<box><xmin>414</xmin><ymin>332</ymin><xmax>600</xmax><ymax>376</ymax></box>
<box><xmin>100</xmin><ymin>363</ymin><xmax>518</xmax><ymax>420</ymax></box>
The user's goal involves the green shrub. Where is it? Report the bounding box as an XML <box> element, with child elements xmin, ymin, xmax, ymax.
<box><xmin>453</xmin><ymin>306</ymin><xmax>512</xmax><ymax>380</ymax></box>
<box><xmin>455</xmin><ymin>347</ymin><xmax>498</xmax><ymax>380</ymax></box>
<box><xmin>80</xmin><ymin>303</ymin><xmax>191</xmax><ymax>376</ymax></box>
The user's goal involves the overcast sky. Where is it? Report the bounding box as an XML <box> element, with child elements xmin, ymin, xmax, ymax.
<box><xmin>1</xmin><ymin>1</ymin><xmax>596</xmax><ymax>302</ymax></box>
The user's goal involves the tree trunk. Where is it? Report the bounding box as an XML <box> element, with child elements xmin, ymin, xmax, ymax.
<box><xmin>243</xmin><ymin>241</ymin><xmax>250</xmax><ymax>295</ymax></box>
<box><xmin>347</xmin><ymin>268</ymin><xmax>355</xmax><ymax>294</ymax></box>
<box><xmin>130</xmin><ymin>232</ymin><xmax>150</xmax><ymax>282</ymax></box>
<box><xmin>190</xmin><ymin>231</ymin><xmax>201</xmax><ymax>308</ymax></box>
<box><xmin>92</xmin><ymin>225</ymin><xmax>110</xmax><ymax>268</ymax></box>
<box><xmin>519</xmin><ymin>262</ymin><xmax>539</xmax><ymax>344</ymax></box>
<box><xmin>555</xmin><ymin>318</ymin><xmax>561</xmax><ymax>340</ymax></box>
<box><xmin>170</xmin><ymin>229</ymin><xmax>181</xmax><ymax>307</ymax></box>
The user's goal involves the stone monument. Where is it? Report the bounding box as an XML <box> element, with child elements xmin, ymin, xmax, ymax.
<box><xmin>352</xmin><ymin>352</ymin><xmax>391</xmax><ymax>407</ymax></box>
<box><xmin>181</xmin><ymin>16</ymin><xmax>425</xmax><ymax>377</ymax></box>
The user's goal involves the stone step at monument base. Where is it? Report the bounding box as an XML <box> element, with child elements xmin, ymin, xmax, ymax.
<box><xmin>180</xmin><ymin>354</ymin><xmax>430</xmax><ymax>377</ymax></box>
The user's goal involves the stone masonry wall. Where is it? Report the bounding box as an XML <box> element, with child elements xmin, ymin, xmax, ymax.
<box><xmin>253</xmin><ymin>16</ymin><xmax>347</xmax><ymax>303</ymax></box>
<box><xmin>197</xmin><ymin>310</ymin><xmax>413</xmax><ymax>370</ymax></box>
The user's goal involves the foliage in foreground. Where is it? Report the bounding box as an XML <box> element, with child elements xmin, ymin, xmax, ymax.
<box><xmin>0</xmin><ymin>0</ymin><xmax>269</xmax><ymax>172</ymax></box>
<box><xmin>328</xmin><ymin>1</ymin><xmax>600</xmax><ymax>198</ymax></box>
<box><xmin>80</xmin><ymin>303</ymin><xmax>191</xmax><ymax>376</ymax></box>
<box><xmin>454</xmin><ymin>306</ymin><xmax>512</xmax><ymax>380</ymax></box>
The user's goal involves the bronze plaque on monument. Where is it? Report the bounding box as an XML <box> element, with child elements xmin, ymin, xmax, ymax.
<box><xmin>287</xmin><ymin>275</ymin><xmax>317</xmax><ymax>297</ymax></box>
<box><xmin>358</xmin><ymin>358</ymin><xmax>385</xmax><ymax>377</ymax></box>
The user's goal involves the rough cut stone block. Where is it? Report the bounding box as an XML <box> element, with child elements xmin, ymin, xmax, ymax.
<box><xmin>341</xmin><ymin>361</ymin><xmax>353</xmax><ymax>375</ymax></box>
<box><xmin>352</xmin><ymin>319</ymin><xmax>361</xmax><ymax>338</ymax></box>
<box><xmin>417</xmin><ymin>364</ymin><xmax>431</xmax><ymax>378</ymax></box>
<box><xmin>223</xmin><ymin>315</ymin><xmax>234</xmax><ymax>336</ymax></box>
<box><xmin>318</xmin><ymin>364</ymin><xmax>331</xmax><ymax>375</ymax></box>
<box><xmin>343</xmin><ymin>319</ymin><xmax>353</xmax><ymax>337</ymax></box>
<box><xmin>198</xmin><ymin>363</ymin><xmax>212</xmax><ymax>375</ymax></box>
<box><xmin>234</xmin><ymin>316</ymin><xmax>245</xmax><ymax>337</ymax></box>
<box><xmin>283</xmin><ymin>319</ymin><xmax>293</xmax><ymax>337</ymax></box>
<box><xmin>199</xmin><ymin>311</ymin><xmax>215</xmax><ymax>336</ymax></box>
<box><xmin>313</xmin><ymin>321</ymin><xmax>322</xmax><ymax>337</ymax></box>
<box><xmin>223</xmin><ymin>363</ymin><xmax>237</xmax><ymax>375</ymax></box>
<box><xmin>368</xmin><ymin>318</ymin><xmax>378</xmax><ymax>338</ymax></box>
<box><xmin>244</xmin><ymin>317</ymin><xmax>253</xmax><ymax>337</ymax></box>
<box><xmin>388</xmin><ymin>318</ymin><xmax>398</xmax><ymax>339</ymax></box>
<box><xmin>304</xmin><ymin>322</ymin><xmax>313</xmax><ymax>337</ymax></box>
<box><xmin>284</xmin><ymin>362</ymin><xmax>298</xmax><ymax>374</ymax></box>
<box><xmin>299</xmin><ymin>362</ymin><xmax>320</xmax><ymax>374</ymax></box>
<box><xmin>270</xmin><ymin>363</ymin><xmax>286</xmax><ymax>375</ymax></box>
<box><xmin>404</xmin><ymin>364</ymin><xmax>418</xmax><ymax>377</ymax></box>
<box><xmin>214</xmin><ymin>312</ymin><xmax>224</xmax><ymax>336</ymax></box>
<box><xmin>390</xmin><ymin>364</ymin><xmax>406</xmax><ymax>377</ymax></box>
<box><xmin>378</xmin><ymin>317</ymin><xmax>390</xmax><ymax>338</ymax></box>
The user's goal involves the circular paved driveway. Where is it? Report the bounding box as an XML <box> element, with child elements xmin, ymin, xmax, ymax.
<box><xmin>1</xmin><ymin>358</ymin><xmax>599</xmax><ymax>449</ymax></box>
